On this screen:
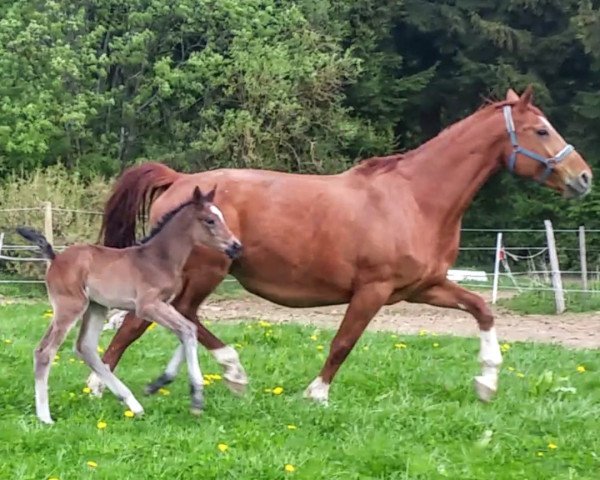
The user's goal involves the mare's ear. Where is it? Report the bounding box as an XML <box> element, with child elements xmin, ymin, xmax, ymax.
<box><xmin>517</xmin><ymin>84</ymin><xmax>534</xmax><ymax>111</ymax></box>
<box><xmin>505</xmin><ymin>88</ymin><xmax>520</xmax><ymax>102</ymax></box>
<box><xmin>192</xmin><ymin>186</ymin><xmax>204</xmax><ymax>204</ymax></box>
<box><xmin>205</xmin><ymin>185</ymin><xmax>217</xmax><ymax>203</ymax></box>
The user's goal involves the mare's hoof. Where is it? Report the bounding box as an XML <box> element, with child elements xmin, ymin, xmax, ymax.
<box><xmin>38</xmin><ymin>416</ymin><xmax>55</xmax><ymax>425</ymax></box>
<box><xmin>144</xmin><ymin>383</ymin><xmax>161</xmax><ymax>396</ymax></box>
<box><xmin>473</xmin><ymin>376</ymin><xmax>497</xmax><ymax>403</ymax></box>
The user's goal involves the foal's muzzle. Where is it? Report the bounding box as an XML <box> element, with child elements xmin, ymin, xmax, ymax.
<box><xmin>225</xmin><ymin>240</ymin><xmax>243</xmax><ymax>260</ymax></box>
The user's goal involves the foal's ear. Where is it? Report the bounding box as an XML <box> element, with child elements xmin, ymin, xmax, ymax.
<box><xmin>192</xmin><ymin>186</ymin><xmax>204</xmax><ymax>204</ymax></box>
<box><xmin>205</xmin><ymin>185</ymin><xmax>217</xmax><ymax>203</ymax></box>
<box><xmin>505</xmin><ymin>88</ymin><xmax>520</xmax><ymax>102</ymax></box>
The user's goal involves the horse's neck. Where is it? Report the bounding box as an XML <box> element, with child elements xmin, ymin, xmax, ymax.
<box><xmin>144</xmin><ymin>209</ymin><xmax>196</xmax><ymax>273</ymax></box>
<box><xmin>395</xmin><ymin>109</ymin><xmax>506</xmax><ymax>227</ymax></box>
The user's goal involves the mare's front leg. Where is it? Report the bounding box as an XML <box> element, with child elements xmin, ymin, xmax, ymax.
<box><xmin>304</xmin><ymin>282</ymin><xmax>393</xmax><ymax>404</ymax></box>
<box><xmin>407</xmin><ymin>280</ymin><xmax>503</xmax><ymax>402</ymax></box>
<box><xmin>137</xmin><ymin>299</ymin><xmax>205</xmax><ymax>415</ymax></box>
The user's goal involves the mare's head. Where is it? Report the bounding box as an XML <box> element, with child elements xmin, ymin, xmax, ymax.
<box><xmin>499</xmin><ymin>86</ymin><xmax>592</xmax><ymax>198</ymax></box>
<box><xmin>189</xmin><ymin>186</ymin><xmax>243</xmax><ymax>260</ymax></box>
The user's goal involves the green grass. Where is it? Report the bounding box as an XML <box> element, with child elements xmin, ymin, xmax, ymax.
<box><xmin>497</xmin><ymin>289</ymin><xmax>600</xmax><ymax>315</ymax></box>
<box><xmin>1</xmin><ymin>303</ymin><xmax>600</xmax><ymax>479</ymax></box>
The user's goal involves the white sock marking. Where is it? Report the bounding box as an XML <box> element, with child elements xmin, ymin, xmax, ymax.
<box><xmin>304</xmin><ymin>376</ymin><xmax>330</xmax><ymax>404</ymax></box>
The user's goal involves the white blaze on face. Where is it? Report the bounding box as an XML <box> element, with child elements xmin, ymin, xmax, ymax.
<box><xmin>209</xmin><ymin>205</ymin><xmax>225</xmax><ymax>223</ymax></box>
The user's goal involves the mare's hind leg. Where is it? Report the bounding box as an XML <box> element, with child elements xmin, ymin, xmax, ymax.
<box><xmin>407</xmin><ymin>279</ymin><xmax>503</xmax><ymax>402</ymax></box>
<box><xmin>137</xmin><ymin>298</ymin><xmax>206</xmax><ymax>415</ymax></box>
<box><xmin>34</xmin><ymin>297</ymin><xmax>88</xmax><ymax>424</ymax></box>
<box><xmin>305</xmin><ymin>283</ymin><xmax>393</xmax><ymax>404</ymax></box>
<box><xmin>75</xmin><ymin>303</ymin><xmax>144</xmax><ymax>416</ymax></box>
<box><xmin>145</xmin><ymin>267</ymin><xmax>248</xmax><ymax>396</ymax></box>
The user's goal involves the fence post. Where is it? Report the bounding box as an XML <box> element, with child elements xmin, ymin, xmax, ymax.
<box><xmin>44</xmin><ymin>201</ymin><xmax>54</xmax><ymax>247</ymax></box>
<box><xmin>579</xmin><ymin>225</ymin><xmax>588</xmax><ymax>291</ymax></box>
<box><xmin>492</xmin><ymin>232</ymin><xmax>503</xmax><ymax>304</ymax></box>
<box><xmin>544</xmin><ymin>219</ymin><xmax>565</xmax><ymax>314</ymax></box>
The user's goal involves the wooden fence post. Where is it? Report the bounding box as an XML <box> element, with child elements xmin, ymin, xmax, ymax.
<box><xmin>544</xmin><ymin>220</ymin><xmax>565</xmax><ymax>314</ymax></box>
<box><xmin>44</xmin><ymin>201</ymin><xmax>54</xmax><ymax>247</ymax></box>
<box><xmin>579</xmin><ymin>225</ymin><xmax>588</xmax><ymax>291</ymax></box>
<box><xmin>492</xmin><ymin>232</ymin><xmax>503</xmax><ymax>304</ymax></box>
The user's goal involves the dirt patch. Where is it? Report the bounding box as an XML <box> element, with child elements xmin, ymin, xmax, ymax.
<box><xmin>200</xmin><ymin>290</ymin><xmax>600</xmax><ymax>349</ymax></box>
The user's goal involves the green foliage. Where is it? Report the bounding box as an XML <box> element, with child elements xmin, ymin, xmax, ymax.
<box><xmin>2</xmin><ymin>304</ymin><xmax>600</xmax><ymax>478</ymax></box>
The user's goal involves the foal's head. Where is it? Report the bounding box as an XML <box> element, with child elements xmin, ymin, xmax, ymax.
<box><xmin>499</xmin><ymin>86</ymin><xmax>592</xmax><ymax>198</ymax></box>
<box><xmin>189</xmin><ymin>186</ymin><xmax>243</xmax><ymax>260</ymax></box>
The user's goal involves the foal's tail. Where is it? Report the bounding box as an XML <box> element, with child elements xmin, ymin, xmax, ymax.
<box><xmin>16</xmin><ymin>227</ymin><xmax>56</xmax><ymax>260</ymax></box>
<box><xmin>99</xmin><ymin>162</ymin><xmax>182</xmax><ymax>248</ymax></box>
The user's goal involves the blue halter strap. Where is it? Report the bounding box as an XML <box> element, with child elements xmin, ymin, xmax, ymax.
<box><xmin>502</xmin><ymin>105</ymin><xmax>574</xmax><ymax>183</ymax></box>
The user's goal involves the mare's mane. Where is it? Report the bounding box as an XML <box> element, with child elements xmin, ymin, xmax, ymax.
<box><xmin>352</xmin><ymin>97</ymin><xmax>544</xmax><ymax>176</ymax></box>
<box><xmin>138</xmin><ymin>198</ymin><xmax>195</xmax><ymax>245</ymax></box>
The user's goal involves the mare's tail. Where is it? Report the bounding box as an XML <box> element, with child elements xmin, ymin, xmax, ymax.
<box><xmin>100</xmin><ymin>162</ymin><xmax>182</xmax><ymax>248</ymax></box>
<box><xmin>16</xmin><ymin>227</ymin><xmax>56</xmax><ymax>260</ymax></box>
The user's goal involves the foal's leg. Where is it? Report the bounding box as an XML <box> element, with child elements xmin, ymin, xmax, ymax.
<box><xmin>304</xmin><ymin>283</ymin><xmax>392</xmax><ymax>404</ymax></box>
<box><xmin>86</xmin><ymin>312</ymin><xmax>150</xmax><ymax>397</ymax></box>
<box><xmin>75</xmin><ymin>303</ymin><xmax>144</xmax><ymax>416</ymax></box>
<box><xmin>145</xmin><ymin>270</ymin><xmax>248</xmax><ymax>396</ymax></box>
<box><xmin>34</xmin><ymin>297</ymin><xmax>88</xmax><ymax>424</ymax></box>
<box><xmin>407</xmin><ymin>280</ymin><xmax>503</xmax><ymax>402</ymax></box>
<box><xmin>138</xmin><ymin>300</ymin><xmax>205</xmax><ymax>414</ymax></box>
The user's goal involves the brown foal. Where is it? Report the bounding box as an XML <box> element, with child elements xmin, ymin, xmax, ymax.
<box><xmin>18</xmin><ymin>186</ymin><xmax>242</xmax><ymax>424</ymax></box>
<box><xmin>89</xmin><ymin>87</ymin><xmax>592</xmax><ymax>405</ymax></box>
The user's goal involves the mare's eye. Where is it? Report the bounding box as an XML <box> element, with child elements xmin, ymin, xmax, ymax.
<box><xmin>536</xmin><ymin>128</ymin><xmax>549</xmax><ymax>136</ymax></box>
<box><xmin>203</xmin><ymin>218</ymin><xmax>216</xmax><ymax>226</ymax></box>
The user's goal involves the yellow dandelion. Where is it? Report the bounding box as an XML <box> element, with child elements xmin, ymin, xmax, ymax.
<box><xmin>433</xmin><ymin>342</ymin><xmax>440</xmax><ymax>348</ymax></box>
<box><xmin>316</xmin><ymin>345</ymin><xmax>324</xmax><ymax>351</ymax></box>
<box><xmin>158</xmin><ymin>388</ymin><xmax>170</xmax><ymax>396</ymax></box>
<box><xmin>217</xmin><ymin>443</ymin><xmax>229</xmax><ymax>453</ymax></box>
<box><xmin>394</xmin><ymin>343</ymin><xmax>407</xmax><ymax>349</ymax></box>
<box><xmin>287</xmin><ymin>424</ymin><xmax>297</xmax><ymax>430</ymax></box>
<box><xmin>4</xmin><ymin>339</ymin><xmax>12</xmax><ymax>344</ymax></box>
<box><xmin>86</xmin><ymin>461</ymin><xmax>97</xmax><ymax>468</ymax></box>
<box><xmin>548</xmin><ymin>442</ymin><xmax>558</xmax><ymax>450</ymax></box>
<box><xmin>516</xmin><ymin>372</ymin><xmax>525</xmax><ymax>378</ymax></box>
<box><xmin>284</xmin><ymin>464</ymin><xmax>296</xmax><ymax>473</ymax></box>
<box><xmin>43</xmin><ymin>311</ymin><xmax>53</xmax><ymax>318</ymax></box>
<box><xmin>124</xmin><ymin>410</ymin><xmax>135</xmax><ymax>418</ymax></box>
<box><xmin>310</xmin><ymin>334</ymin><xmax>318</xmax><ymax>341</ymax></box>
<box><xmin>234</xmin><ymin>343</ymin><xmax>243</xmax><ymax>348</ymax></box>
<box><xmin>97</xmin><ymin>420</ymin><xmax>107</xmax><ymax>430</ymax></box>
<box><xmin>206</xmin><ymin>374</ymin><xmax>222</xmax><ymax>381</ymax></box>
<box><xmin>203</xmin><ymin>379</ymin><xmax>212</xmax><ymax>386</ymax></box>
<box><xmin>577</xmin><ymin>365</ymin><xmax>586</xmax><ymax>373</ymax></box>
<box><xmin>272</xmin><ymin>386</ymin><xmax>284</xmax><ymax>395</ymax></box>
<box><xmin>82</xmin><ymin>387</ymin><xmax>91</xmax><ymax>394</ymax></box>
<box><xmin>54</xmin><ymin>354</ymin><xmax>60</xmax><ymax>361</ymax></box>
<box><xmin>147</xmin><ymin>322</ymin><xmax>157</xmax><ymax>331</ymax></box>
<box><xmin>419</xmin><ymin>329</ymin><xmax>428</xmax><ymax>336</ymax></box>
<box><xmin>500</xmin><ymin>343</ymin><xmax>511</xmax><ymax>353</ymax></box>
<box><xmin>97</xmin><ymin>346</ymin><xmax>105</xmax><ymax>354</ymax></box>
<box><xmin>69</xmin><ymin>358</ymin><xmax>75</xmax><ymax>363</ymax></box>
<box><xmin>507</xmin><ymin>366</ymin><xmax>515</xmax><ymax>372</ymax></box>
<box><xmin>536</xmin><ymin>451</ymin><xmax>544</xmax><ymax>457</ymax></box>
<box><xmin>258</xmin><ymin>320</ymin><xmax>271</xmax><ymax>328</ymax></box>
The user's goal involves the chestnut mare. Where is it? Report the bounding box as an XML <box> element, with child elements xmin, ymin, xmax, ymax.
<box><xmin>88</xmin><ymin>87</ymin><xmax>592</xmax><ymax>407</ymax></box>
<box><xmin>18</xmin><ymin>186</ymin><xmax>242</xmax><ymax>424</ymax></box>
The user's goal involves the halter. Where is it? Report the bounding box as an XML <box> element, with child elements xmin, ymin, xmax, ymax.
<box><xmin>502</xmin><ymin>105</ymin><xmax>574</xmax><ymax>183</ymax></box>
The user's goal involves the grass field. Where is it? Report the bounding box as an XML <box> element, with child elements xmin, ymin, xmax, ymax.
<box><xmin>1</xmin><ymin>303</ymin><xmax>600</xmax><ymax>479</ymax></box>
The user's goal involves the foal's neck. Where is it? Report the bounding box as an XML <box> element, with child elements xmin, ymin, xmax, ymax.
<box><xmin>395</xmin><ymin>107</ymin><xmax>506</xmax><ymax>227</ymax></box>
<box><xmin>142</xmin><ymin>208</ymin><xmax>197</xmax><ymax>274</ymax></box>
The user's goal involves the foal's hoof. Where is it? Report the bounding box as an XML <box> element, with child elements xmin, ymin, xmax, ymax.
<box><xmin>190</xmin><ymin>406</ymin><xmax>204</xmax><ymax>416</ymax></box>
<box><xmin>224</xmin><ymin>377</ymin><xmax>248</xmax><ymax>396</ymax></box>
<box><xmin>86</xmin><ymin>373</ymin><xmax>105</xmax><ymax>398</ymax></box>
<box><xmin>473</xmin><ymin>376</ymin><xmax>497</xmax><ymax>403</ymax></box>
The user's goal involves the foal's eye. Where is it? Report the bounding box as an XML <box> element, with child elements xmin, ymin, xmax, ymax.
<box><xmin>536</xmin><ymin>128</ymin><xmax>549</xmax><ymax>136</ymax></box>
<box><xmin>203</xmin><ymin>218</ymin><xmax>216</xmax><ymax>226</ymax></box>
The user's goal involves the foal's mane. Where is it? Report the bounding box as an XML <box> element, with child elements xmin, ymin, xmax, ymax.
<box><xmin>138</xmin><ymin>198</ymin><xmax>195</xmax><ymax>245</ymax></box>
<box><xmin>352</xmin><ymin>96</ymin><xmax>544</xmax><ymax>176</ymax></box>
